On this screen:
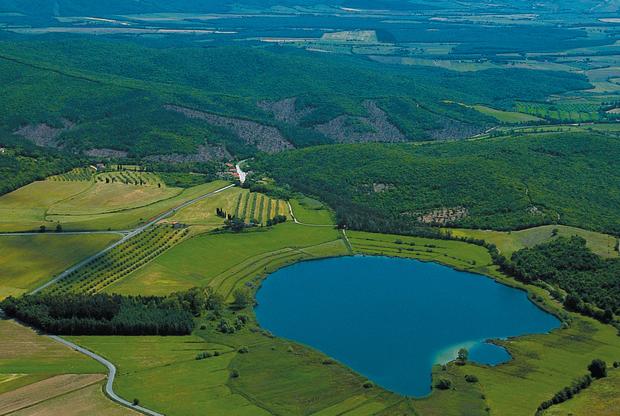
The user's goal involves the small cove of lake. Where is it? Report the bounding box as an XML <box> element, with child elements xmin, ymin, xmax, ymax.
<box><xmin>255</xmin><ymin>255</ymin><xmax>560</xmax><ymax>397</ymax></box>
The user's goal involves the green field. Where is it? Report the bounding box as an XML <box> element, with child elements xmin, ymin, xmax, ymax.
<box><xmin>45</xmin><ymin>224</ymin><xmax>189</xmax><ymax>295</ymax></box>
<box><xmin>472</xmin><ymin>104</ymin><xmax>542</xmax><ymax>123</ymax></box>
<box><xmin>68</xmin><ymin>328</ymin><xmax>397</xmax><ymax>416</ymax></box>
<box><xmin>0</xmin><ymin>179</ymin><xmax>231</xmax><ymax>232</ymax></box>
<box><xmin>542</xmin><ymin>368</ymin><xmax>620</xmax><ymax>416</ymax></box>
<box><xmin>0</xmin><ymin>233</ymin><xmax>119</xmax><ymax>299</ymax></box>
<box><xmin>107</xmin><ymin>222</ymin><xmax>344</xmax><ymax>296</ymax></box>
<box><xmin>449</xmin><ymin>224</ymin><xmax>619</xmax><ymax>258</ymax></box>
<box><xmin>289</xmin><ymin>197</ymin><xmax>335</xmax><ymax>225</ymax></box>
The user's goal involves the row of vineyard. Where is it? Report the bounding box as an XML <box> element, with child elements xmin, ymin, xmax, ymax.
<box><xmin>47</xmin><ymin>167</ymin><xmax>165</xmax><ymax>187</ymax></box>
<box><xmin>47</xmin><ymin>168</ymin><xmax>94</xmax><ymax>182</ymax></box>
<box><xmin>45</xmin><ymin>224</ymin><xmax>188</xmax><ymax>295</ymax></box>
<box><xmin>96</xmin><ymin>171</ymin><xmax>163</xmax><ymax>187</ymax></box>
<box><xmin>232</xmin><ymin>191</ymin><xmax>287</xmax><ymax>226</ymax></box>
<box><xmin>515</xmin><ymin>101</ymin><xmax>613</xmax><ymax>122</ymax></box>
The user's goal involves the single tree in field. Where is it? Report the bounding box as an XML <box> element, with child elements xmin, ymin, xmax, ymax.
<box><xmin>588</xmin><ymin>359</ymin><xmax>607</xmax><ymax>379</ymax></box>
<box><xmin>55</xmin><ymin>223</ymin><xmax>62</xmax><ymax>232</ymax></box>
<box><xmin>232</xmin><ymin>289</ymin><xmax>251</xmax><ymax>309</ymax></box>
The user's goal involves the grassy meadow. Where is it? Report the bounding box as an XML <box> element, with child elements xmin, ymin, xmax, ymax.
<box><xmin>0</xmin><ymin>233</ymin><xmax>119</xmax><ymax>299</ymax></box>
<box><xmin>542</xmin><ymin>368</ymin><xmax>620</xmax><ymax>416</ymax></box>
<box><xmin>449</xmin><ymin>224</ymin><xmax>619</xmax><ymax>258</ymax></box>
<box><xmin>289</xmin><ymin>197</ymin><xmax>335</xmax><ymax>225</ymax></box>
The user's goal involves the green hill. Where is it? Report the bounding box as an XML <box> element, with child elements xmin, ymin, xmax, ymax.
<box><xmin>255</xmin><ymin>131</ymin><xmax>620</xmax><ymax>234</ymax></box>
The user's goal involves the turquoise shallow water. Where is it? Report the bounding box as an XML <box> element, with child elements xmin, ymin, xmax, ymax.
<box><xmin>255</xmin><ymin>255</ymin><xmax>560</xmax><ymax>397</ymax></box>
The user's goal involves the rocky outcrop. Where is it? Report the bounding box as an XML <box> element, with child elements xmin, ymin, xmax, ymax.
<box><xmin>13</xmin><ymin>119</ymin><xmax>75</xmax><ymax>148</ymax></box>
<box><xmin>165</xmin><ymin>105</ymin><xmax>293</xmax><ymax>153</ymax></box>
<box><xmin>257</xmin><ymin>97</ymin><xmax>314</xmax><ymax>125</ymax></box>
<box><xmin>315</xmin><ymin>100</ymin><xmax>405</xmax><ymax>143</ymax></box>
<box><xmin>145</xmin><ymin>143</ymin><xmax>231</xmax><ymax>163</ymax></box>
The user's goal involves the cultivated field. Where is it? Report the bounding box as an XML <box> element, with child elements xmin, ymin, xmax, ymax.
<box><xmin>0</xmin><ymin>320</ymin><xmax>134</xmax><ymax>416</ymax></box>
<box><xmin>0</xmin><ymin>234</ymin><xmax>119</xmax><ymax>299</ymax></box>
<box><xmin>168</xmin><ymin>187</ymin><xmax>287</xmax><ymax>228</ymax></box>
<box><xmin>0</xmin><ymin>178</ymin><xmax>230</xmax><ymax>232</ymax></box>
<box><xmin>45</xmin><ymin>225</ymin><xmax>189</xmax><ymax>295</ymax></box>
<box><xmin>0</xmin><ymin>181</ymin><xmax>92</xmax><ymax>232</ymax></box>
<box><xmin>48</xmin><ymin>182</ymin><xmax>180</xmax><ymax>215</ymax></box>
<box><xmin>0</xmin><ymin>320</ymin><xmax>103</xmax><ymax>376</ymax></box>
<box><xmin>472</xmin><ymin>105</ymin><xmax>542</xmax><ymax>123</ymax></box>
<box><xmin>107</xmin><ymin>223</ymin><xmax>344</xmax><ymax>296</ymax></box>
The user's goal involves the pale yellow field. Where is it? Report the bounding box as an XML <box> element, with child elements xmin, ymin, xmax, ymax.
<box><xmin>0</xmin><ymin>181</ymin><xmax>91</xmax><ymax>231</ymax></box>
<box><xmin>9</xmin><ymin>381</ymin><xmax>139</xmax><ymax>416</ymax></box>
<box><xmin>48</xmin><ymin>182</ymin><xmax>181</xmax><ymax>215</ymax></box>
<box><xmin>0</xmin><ymin>373</ymin><xmax>105</xmax><ymax>415</ymax></box>
<box><xmin>169</xmin><ymin>186</ymin><xmax>244</xmax><ymax>227</ymax></box>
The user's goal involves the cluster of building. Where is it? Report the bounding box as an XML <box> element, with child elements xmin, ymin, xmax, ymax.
<box><xmin>225</xmin><ymin>163</ymin><xmax>240</xmax><ymax>180</ymax></box>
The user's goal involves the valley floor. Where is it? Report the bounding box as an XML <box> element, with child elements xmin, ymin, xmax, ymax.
<box><xmin>1</xmin><ymin>180</ymin><xmax>619</xmax><ymax>415</ymax></box>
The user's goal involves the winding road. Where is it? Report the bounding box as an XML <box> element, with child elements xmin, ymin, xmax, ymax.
<box><xmin>24</xmin><ymin>182</ymin><xmax>235</xmax><ymax>415</ymax></box>
<box><xmin>49</xmin><ymin>336</ymin><xmax>164</xmax><ymax>416</ymax></box>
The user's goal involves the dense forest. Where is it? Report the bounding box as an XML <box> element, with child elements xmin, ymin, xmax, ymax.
<box><xmin>510</xmin><ymin>237</ymin><xmax>620</xmax><ymax>316</ymax></box>
<box><xmin>254</xmin><ymin>131</ymin><xmax>620</xmax><ymax>234</ymax></box>
<box><xmin>0</xmin><ymin>34</ymin><xmax>591</xmax><ymax>158</ymax></box>
<box><xmin>0</xmin><ymin>293</ymin><xmax>196</xmax><ymax>335</ymax></box>
<box><xmin>0</xmin><ymin>141</ymin><xmax>80</xmax><ymax>195</ymax></box>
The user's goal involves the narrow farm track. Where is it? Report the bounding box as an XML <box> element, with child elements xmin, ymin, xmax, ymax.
<box><xmin>20</xmin><ymin>182</ymin><xmax>235</xmax><ymax>416</ymax></box>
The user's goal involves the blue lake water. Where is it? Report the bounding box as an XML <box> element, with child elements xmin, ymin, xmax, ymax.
<box><xmin>255</xmin><ymin>256</ymin><xmax>560</xmax><ymax>397</ymax></box>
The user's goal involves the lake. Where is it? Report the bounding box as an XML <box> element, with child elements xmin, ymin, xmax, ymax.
<box><xmin>255</xmin><ymin>255</ymin><xmax>560</xmax><ymax>397</ymax></box>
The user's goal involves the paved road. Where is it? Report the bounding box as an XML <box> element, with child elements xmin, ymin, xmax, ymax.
<box><xmin>31</xmin><ymin>183</ymin><xmax>235</xmax><ymax>295</ymax></box>
<box><xmin>235</xmin><ymin>160</ymin><xmax>247</xmax><ymax>184</ymax></box>
<box><xmin>49</xmin><ymin>335</ymin><xmax>164</xmax><ymax>416</ymax></box>
<box><xmin>25</xmin><ymin>182</ymin><xmax>235</xmax><ymax>416</ymax></box>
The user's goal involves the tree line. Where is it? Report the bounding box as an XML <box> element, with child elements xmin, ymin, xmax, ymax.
<box><xmin>1</xmin><ymin>292</ymin><xmax>195</xmax><ymax>335</ymax></box>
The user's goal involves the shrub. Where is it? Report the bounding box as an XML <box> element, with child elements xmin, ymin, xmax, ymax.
<box><xmin>435</xmin><ymin>379</ymin><xmax>452</xmax><ymax>390</ymax></box>
<box><xmin>238</xmin><ymin>346</ymin><xmax>249</xmax><ymax>354</ymax></box>
<box><xmin>196</xmin><ymin>351</ymin><xmax>213</xmax><ymax>360</ymax></box>
<box><xmin>230</xmin><ymin>369</ymin><xmax>240</xmax><ymax>378</ymax></box>
<box><xmin>465</xmin><ymin>374</ymin><xmax>479</xmax><ymax>383</ymax></box>
<box><xmin>362</xmin><ymin>381</ymin><xmax>374</xmax><ymax>389</ymax></box>
<box><xmin>588</xmin><ymin>359</ymin><xmax>607</xmax><ymax>379</ymax></box>
<box><xmin>132</xmin><ymin>399</ymin><xmax>140</xmax><ymax>406</ymax></box>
